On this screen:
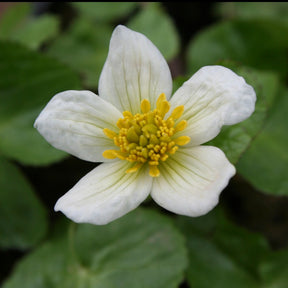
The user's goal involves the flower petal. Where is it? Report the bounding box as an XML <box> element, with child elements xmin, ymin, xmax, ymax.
<box><xmin>54</xmin><ymin>160</ymin><xmax>152</xmax><ymax>225</ymax></box>
<box><xmin>151</xmin><ymin>145</ymin><xmax>236</xmax><ymax>217</ymax></box>
<box><xmin>170</xmin><ymin>65</ymin><xmax>256</xmax><ymax>145</ymax></box>
<box><xmin>34</xmin><ymin>90</ymin><xmax>122</xmax><ymax>162</ymax></box>
<box><xmin>99</xmin><ymin>25</ymin><xmax>173</xmax><ymax>114</ymax></box>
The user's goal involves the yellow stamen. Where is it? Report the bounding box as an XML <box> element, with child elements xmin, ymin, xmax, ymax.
<box><xmin>174</xmin><ymin>136</ymin><xmax>190</xmax><ymax>146</ymax></box>
<box><xmin>160</xmin><ymin>154</ymin><xmax>169</xmax><ymax>161</ymax></box>
<box><xmin>103</xmin><ymin>128</ymin><xmax>117</xmax><ymax>139</ymax></box>
<box><xmin>174</xmin><ymin>120</ymin><xmax>187</xmax><ymax>132</ymax></box>
<box><xmin>126</xmin><ymin>163</ymin><xmax>143</xmax><ymax>174</ymax></box>
<box><xmin>102</xmin><ymin>150</ymin><xmax>117</xmax><ymax>159</ymax></box>
<box><xmin>127</xmin><ymin>143</ymin><xmax>138</xmax><ymax>151</ymax></box>
<box><xmin>171</xmin><ymin>105</ymin><xmax>184</xmax><ymax>120</ymax></box>
<box><xmin>113</xmin><ymin>150</ymin><xmax>128</xmax><ymax>160</ymax></box>
<box><xmin>117</xmin><ymin>118</ymin><xmax>129</xmax><ymax>129</ymax></box>
<box><xmin>141</xmin><ymin>99</ymin><xmax>150</xmax><ymax>113</ymax></box>
<box><xmin>147</xmin><ymin>113</ymin><xmax>154</xmax><ymax>124</ymax></box>
<box><xmin>149</xmin><ymin>165</ymin><xmax>160</xmax><ymax>177</ymax></box>
<box><xmin>169</xmin><ymin>146</ymin><xmax>178</xmax><ymax>154</ymax></box>
<box><xmin>103</xmin><ymin>93</ymin><xmax>189</xmax><ymax>177</ymax></box>
<box><xmin>156</xmin><ymin>93</ymin><xmax>166</xmax><ymax>109</ymax></box>
<box><xmin>123</xmin><ymin>111</ymin><xmax>133</xmax><ymax>118</ymax></box>
<box><xmin>158</xmin><ymin>100</ymin><xmax>170</xmax><ymax>117</ymax></box>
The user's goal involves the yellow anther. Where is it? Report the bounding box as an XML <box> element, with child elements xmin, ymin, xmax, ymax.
<box><xmin>102</xmin><ymin>150</ymin><xmax>117</xmax><ymax>159</ymax></box>
<box><xmin>168</xmin><ymin>141</ymin><xmax>175</xmax><ymax>149</ymax></box>
<box><xmin>159</xmin><ymin>135</ymin><xmax>170</xmax><ymax>142</ymax></box>
<box><xmin>103</xmin><ymin>128</ymin><xmax>117</xmax><ymax>139</ymax></box>
<box><xmin>127</xmin><ymin>127</ymin><xmax>139</xmax><ymax>143</ymax></box>
<box><xmin>169</xmin><ymin>146</ymin><xmax>178</xmax><ymax>154</ymax></box>
<box><xmin>166</xmin><ymin>118</ymin><xmax>175</xmax><ymax>128</ymax></box>
<box><xmin>168</xmin><ymin>128</ymin><xmax>174</xmax><ymax>136</ymax></box>
<box><xmin>160</xmin><ymin>146</ymin><xmax>167</xmax><ymax>154</ymax></box>
<box><xmin>117</xmin><ymin>118</ymin><xmax>129</xmax><ymax>129</ymax></box>
<box><xmin>123</xmin><ymin>111</ymin><xmax>133</xmax><ymax>118</ymax></box>
<box><xmin>160</xmin><ymin>154</ymin><xmax>169</xmax><ymax>161</ymax></box>
<box><xmin>158</xmin><ymin>100</ymin><xmax>170</xmax><ymax>117</ymax></box>
<box><xmin>127</xmin><ymin>143</ymin><xmax>138</xmax><ymax>151</ymax></box>
<box><xmin>154</xmin><ymin>145</ymin><xmax>160</xmax><ymax>152</ymax></box>
<box><xmin>149</xmin><ymin>160</ymin><xmax>159</xmax><ymax>165</ymax></box>
<box><xmin>171</xmin><ymin>105</ymin><xmax>184</xmax><ymax>120</ymax></box>
<box><xmin>126</xmin><ymin>163</ymin><xmax>143</xmax><ymax>174</ymax></box>
<box><xmin>156</xmin><ymin>93</ymin><xmax>166</xmax><ymax>109</ymax></box>
<box><xmin>113</xmin><ymin>150</ymin><xmax>127</xmax><ymax>160</ymax></box>
<box><xmin>147</xmin><ymin>144</ymin><xmax>154</xmax><ymax>151</ymax></box>
<box><xmin>174</xmin><ymin>120</ymin><xmax>187</xmax><ymax>132</ymax></box>
<box><xmin>141</xmin><ymin>99</ymin><xmax>151</xmax><ymax>113</ymax></box>
<box><xmin>147</xmin><ymin>113</ymin><xmax>155</xmax><ymax>124</ymax></box>
<box><xmin>149</xmin><ymin>165</ymin><xmax>160</xmax><ymax>177</ymax></box>
<box><xmin>174</xmin><ymin>136</ymin><xmax>190</xmax><ymax>146</ymax></box>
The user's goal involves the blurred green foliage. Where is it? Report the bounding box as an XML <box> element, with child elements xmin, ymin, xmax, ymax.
<box><xmin>0</xmin><ymin>41</ymin><xmax>81</xmax><ymax>165</ymax></box>
<box><xmin>178</xmin><ymin>207</ymin><xmax>288</xmax><ymax>288</ymax></box>
<box><xmin>47</xmin><ymin>19</ymin><xmax>112</xmax><ymax>88</ymax></box>
<box><xmin>0</xmin><ymin>157</ymin><xmax>47</xmax><ymax>249</ymax></box>
<box><xmin>3</xmin><ymin>209</ymin><xmax>187</xmax><ymax>288</ymax></box>
<box><xmin>0</xmin><ymin>3</ymin><xmax>59</xmax><ymax>50</ymax></box>
<box><xmin>0</xmin><ymin>2</ymin><xmax>288</xmax><ymax>288</ymax></box>
<box><xmin>216</xmin><ymin>2</ymin><xmax>288</xmax><ymax>23</ymax></box>
<box><xmin>187</xmin><ymin>19</ymin><xmax>288</xmax><ymax>78</ymax></box>
<box><xmin>128</xmin><ymin>2</ymin><xmax>180</xmax><ymax>61</ymax></box>
<box><xmin>72</xmin><ymin>2</ymin><xmax>138</xmax><ymax>22</ymax></box>
<box><xmin>237</xmin><ymin>86</ymin><xmax>288</xmax><ymax>195</ymax></box>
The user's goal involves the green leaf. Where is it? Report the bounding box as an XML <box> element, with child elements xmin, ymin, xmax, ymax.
<box><xmin>0</xmin><ymin>3</ymin><xmax>31</xmax><ymax>37</ymax></box>
<box><xmin>216</xmin><ymin>2</ymin><xmax>288</xmax><ymax>24</ymax></box>
<box><xmin>72</xmin><ymin>2</ymin><xmax>138</xmax><ymax>22</ymax></box>
<box><xmin>187</xmin><ymin>19</ymin><xmax>288</xmax><ymax>78</ymax></box>
<box><xmin>128</xmin><ymin>3</ymin><xmax>180</xmax><ymax>60</ymax></box>
<box><xmin>237</xmin><ymin>86</ymin><xmax>288</xmax><ymax>196</ymax></box>
<box><xmin>47</xmin><ymin>18</ymin><xmax>112</xmax><ymax>88</ymax></box>
<box><xmin>3</xmin><ymin>209</ymin><xmax>187</xmax><ymax>288</ymax></box>
<box><xmin>0</xmin><ymin>3</ymin><xmax>59</xmax><ymax>50</ymax></box>
<box><xmin>208</xmin><ymin>66</ymin><xmax>279</xmax><ymax>164</ymax></box>
<box><xmin>0</xmin><ymin>41</ymin><xmax>81</xmax><ymax>165</ymax></box>
<box><xmin>259</xmin><ymin>249</ymin><xmax>288</xmax><ymax>288</ymax></box>
<box><xmin>10</xmin><ymin>15</ymin><xmax>59</xmax><ymax>50</ymax></box>
<box><xmin>177</xmin><ymin>208</ymin><xmax>270</xmax><ymax>288</ymax></box>
<box><xmin>0</xmin><ymin>157</ymin><xmax>48</xmax><ymax>249</ymax></box>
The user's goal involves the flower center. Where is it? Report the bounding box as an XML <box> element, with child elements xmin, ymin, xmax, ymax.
<box><xmin>102</xmin><ymin>93</ymin><xmax>190</xmax><ymax>177</ymax></box>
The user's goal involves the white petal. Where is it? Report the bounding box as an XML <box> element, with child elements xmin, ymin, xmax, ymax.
<box><xmin>170</xmin><ymin>65</ymin><xmax>256</xmax><ymax>145</ymax></box>
<box><xmin>55</xmin><ymin>160</ymin><xmax>152</xmax><ymax>225</ymax></box>
<box><xmin>151</xmin><ymin>146</ymin><xmax>236</xmax><ymax>217</ymax></box>
<box><xmin>99</xmin><ymin>25</ymin><xmax>172</xmax><ymax>114</ymax></box>
<box><xmin>34</xmin><ymin>90</ymin><xmax>122</xmax><ymax>162</ymax></box>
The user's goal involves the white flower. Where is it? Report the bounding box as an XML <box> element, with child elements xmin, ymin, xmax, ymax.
<box><xmin>34</xmin><ymin>25</ymin><xmax>256</xmax><ymax>225</ymax></box>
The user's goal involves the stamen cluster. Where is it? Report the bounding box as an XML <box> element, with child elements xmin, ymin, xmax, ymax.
<box><xmin>103</xmin><ymin>93</ymin><xmax>190</xmax><ymax>177</ymax></box>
